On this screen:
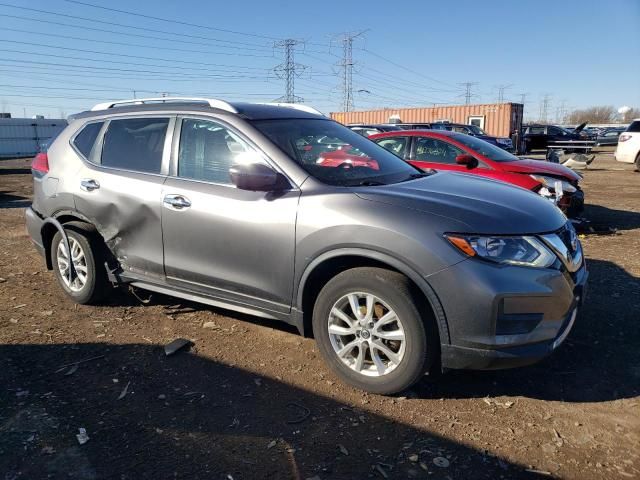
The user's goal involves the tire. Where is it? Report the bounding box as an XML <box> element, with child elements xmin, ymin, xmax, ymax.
<box><xmin>51</xmin><ymin>222</ymin><xmax>109</xmax><ymax>304</ymax></box>
<box><xmin>312</xmin><ymin>267</ymin><xmax>436</xmax><ymax>395</ymax></box>
<box><xmin>635</xmin><ymin>153</ymin><xmax>640</xmax><ymax>172</ymax></box>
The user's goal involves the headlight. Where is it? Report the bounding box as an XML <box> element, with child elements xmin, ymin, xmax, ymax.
<box><xmin>445</xmin><ymin>234</ymin><xmax>556</xmax><ymax>268</ymax></box>
<box><xmin>530</xmin><ymin>174</ymin><xmax>576</xmax><ymax>193</ymax></box>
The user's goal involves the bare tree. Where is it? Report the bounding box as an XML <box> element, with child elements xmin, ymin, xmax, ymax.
<box><xmin>623</xmin><ymin>108</ymin><xmax>639</xmax><ymax>122</ymax></box>
<box><xmin>566</xmin><ymin>106</ymin><xmax>617</xmax><ymax>124</ymax></box>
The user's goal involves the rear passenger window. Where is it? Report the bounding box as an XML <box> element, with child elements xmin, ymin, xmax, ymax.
<box><xmin>73</xmin><ymin>122</ymin><xmax>103</xmax><ymax>159</ymax></box>
<box><xmin>101</xmin><ymin>118</ymin><xmax>169</xmax><ymax>174</ymax></box>
<box><xmin>178</xmin><ymin>118</ymin><xmax>257</xmax><ymax>184</ymax></box>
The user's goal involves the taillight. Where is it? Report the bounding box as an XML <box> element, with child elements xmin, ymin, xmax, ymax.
<box><xmin>619</xmin><ymin>134</ymin><xmax>632</xmax><ymax>142</ymax></box>
<box><xmin>31</xmin><ymin>152</ymin><xmax>49</xmax><ymax>176</ymax></box>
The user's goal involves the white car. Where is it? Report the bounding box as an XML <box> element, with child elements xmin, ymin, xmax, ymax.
<box><xmin>615</xmin><ymin>119</ymin><xmax>640</xmax><ymax>170</ymax></box>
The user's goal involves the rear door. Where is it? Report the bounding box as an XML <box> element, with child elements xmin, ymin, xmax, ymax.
<box><xmin>73</xmin><ymin>116</ymin><xmax>173</xmax><ymax>281</ymax></box>
<box><xmin>161</xmin><ymin>116</ymin><xmax>299</xmax><ymax>314</ymax></box>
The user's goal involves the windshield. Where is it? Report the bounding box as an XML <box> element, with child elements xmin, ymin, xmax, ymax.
<box><xmin>449</xmin><ymin>133</ymin><xmax>519</xmax><ymax>162</ymax></box>
<box><xmin>251</xmin><ymin>119</ymin><xmax>422</xmax><ymax>186</ymax></box>
<box><xmin>468</xmin><ymin>125</ymin><xmax>487</xmax><ymax>135</ymax></box>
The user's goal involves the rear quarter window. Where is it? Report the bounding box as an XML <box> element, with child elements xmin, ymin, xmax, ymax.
<box><xmin>72</xmin><ymin>122</ymin><xmax>103</xmax><ymax>159</ymax></box>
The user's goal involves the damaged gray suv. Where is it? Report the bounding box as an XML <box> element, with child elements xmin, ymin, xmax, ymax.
<box><xmin>26</xmin><ymin>98</ymin><xmax>588</xmax><ymax>394</ymax></box>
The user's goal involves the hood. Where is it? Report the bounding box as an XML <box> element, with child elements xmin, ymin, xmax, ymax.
<box><xmin>573</xmin><ymin>122</ymin><xmax>587</xmax><ymax>133</ymax></box>
<box><xmin>355</xmin><ymin>172</ymin><xmax>567</xmax><ymax>235</ymax></box>
<box><xmin>500</xmin><ymin>159</ymin><xmax>581</xmax><ymax>182</ymax></box>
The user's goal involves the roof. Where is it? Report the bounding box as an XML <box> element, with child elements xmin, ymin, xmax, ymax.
<box><xmin>69</xmin><ymin>98</ymin><xmax>326</xmax><ymax>122</ymax></box>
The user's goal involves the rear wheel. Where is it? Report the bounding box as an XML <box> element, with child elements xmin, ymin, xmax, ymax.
<box><xmin>51</xmin><ymin>223</ymin><xmax>108</xmax><ymax>304</ymax></box>
<box><xmin>312</xmin><ymin>267</ymin><xmax>436</xmax><ymax>394</ymax></box>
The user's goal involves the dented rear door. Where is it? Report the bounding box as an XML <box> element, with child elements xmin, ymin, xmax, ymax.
<box><xmin>73</xmin><ymin>115</ymin><xmax>175</xmax><ymax>281</ymax></box>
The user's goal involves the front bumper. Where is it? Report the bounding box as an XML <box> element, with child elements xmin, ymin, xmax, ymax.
<box><xmin>429</xmin><ymin>253</ymin><xmax>588</xmax><ymax>370</ymax></box>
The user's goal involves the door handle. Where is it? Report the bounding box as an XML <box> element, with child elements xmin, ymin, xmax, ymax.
<box><xmin>80</xmin><ymin>179</ymin><xmax>100</xmax><ymax>192</ymax></box>
<box><xmin>163</xmin><ymin>194</ymin><xmax>191</xmax><ymax>210</ymax></box>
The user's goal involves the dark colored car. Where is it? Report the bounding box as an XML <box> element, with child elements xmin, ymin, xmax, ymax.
<box><xmin>346</xmin><ymin>124</ymin><xmax>404</xmax><ymax>136</ymax></box>
<box><xmin>523</xmin><ymin>123</ymin><xmax>588</xmax><ymax>152</ymax></box>
<box><xmin>25</xmin><ymin>97</ymin><xmax>587</xmax><ymax>395</ymax></box>
<box><xmin>428</xmin><ymin>122</ymin><xmax>514</xmax><ymax>151</ymax></box>
<box><xmin>370</xmin><ymin>129</ymin><xmax>584</xmax><ymax>217</ymax></box>
<box><xmin>594</xmin><ymin>127</ymin><xmax>626</xmax><ymax>147</ymax></box>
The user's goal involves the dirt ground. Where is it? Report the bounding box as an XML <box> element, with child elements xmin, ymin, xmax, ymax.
<box><xmin>1</xmin><ymin>153</ymin><xmax>638</xmax><ymax>480</ymax></box>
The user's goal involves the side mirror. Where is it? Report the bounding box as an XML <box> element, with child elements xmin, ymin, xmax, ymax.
<box><xmin>455</xmin><ymin>154</ymin><xmax>478</xmax><ymax>170</ymax></box>
<box><xmin>229</xmin><ymin>163</ymin><xmax>284</xmax><ymax>191</ymax></box>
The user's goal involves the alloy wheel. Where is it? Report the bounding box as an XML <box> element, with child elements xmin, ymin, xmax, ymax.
<box><xmin>327</xmin><ymin>292</ymin><xmax>406</xmax><ymax>377</ymax></box>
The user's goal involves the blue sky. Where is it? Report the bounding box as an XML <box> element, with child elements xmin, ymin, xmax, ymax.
<box><xmin>0</xmin><ymin>0</ymin><xmax>638</xmax><ymax>119</ymax></box>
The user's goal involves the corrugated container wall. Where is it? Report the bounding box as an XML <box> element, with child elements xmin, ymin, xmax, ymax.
<box><xmin>0</xmin><ymin>118</ymin><xmax>68</xmax><ymax>158</ymax></box>
<box><xmin>331</xmin><ymin>103</ymin><xmax>523</xmax><ymax>138</ymax></box>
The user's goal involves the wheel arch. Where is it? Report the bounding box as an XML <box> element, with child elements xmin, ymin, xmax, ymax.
<box><xmin>296</xmin><ymin>248</ymin><xmax>450</xmax><ymax>346</ymax></box>
<box><xmin>41</xmin><ymin>210</ymin><xmax>98</xmax><ymax>270</ymax></box>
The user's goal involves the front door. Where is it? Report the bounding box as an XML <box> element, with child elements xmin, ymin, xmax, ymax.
<box><xmin>408</xmin><ymin>136</ymin><xmax>469</xmax><ymax>173</ymax></box>
<box><xmin>161</xmin><ymin>117</ymin><xmax>299</xmax><ymax>314</ymax></box>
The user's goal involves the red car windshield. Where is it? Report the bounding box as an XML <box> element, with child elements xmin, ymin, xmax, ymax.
<box><xmin>450</xmin><ymin>133</ymin><xmax>519</xmax><ymax>162</ymax></box>
<box><xmin>251</xmin><ymin>119</ymin><xmax>422</xmax><ymax>186</ymax></box>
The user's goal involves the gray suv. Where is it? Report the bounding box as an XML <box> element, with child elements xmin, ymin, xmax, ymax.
<box><xmin>26</xmin><ymin>98</ymin><xmax>588</xmax><ymax>394</ymax></box>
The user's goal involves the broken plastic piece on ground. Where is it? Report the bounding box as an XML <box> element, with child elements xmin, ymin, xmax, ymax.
<box><xmin>76</xmin><ymin>428</ymin><xmax>89</xmax><ymax>445</ymax></box>
<box><xmin>164</xmin><ymin>338</ymin><xmax>193</xmax><ymax>356</ymax></box>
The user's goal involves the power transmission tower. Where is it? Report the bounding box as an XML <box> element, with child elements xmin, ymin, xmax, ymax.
<box><xmin>458</xmin><ymin>82</ymin><xmax>478</xmax><ymax>105</ymax></box>
<box><xmin>273</xmin><ymin>39</ymin><xmax>306</xmax><ymax>103</ymax></box>
<box><xmin>539</xmin><ymin>94</ymin><xmax>552</xmax><ymax>123</ymax></box>
<box><xmin>334</xmin><ymin>32</ymin><xmax>365</xmax><ymax>112</ymax></box>
<box><xmin>518</xmin><ymin>93</ymin><xmax>528</xmax><ymax>104</ymax></box>
<box><xmin>556</xmin><ymin>99</ymin><xmax>568</xmax><ymax>123</ymax></box>
<box><xmin>495</xmin><ymin>84</ymin><xmax>513</xmax><ymax>103</ymax></box>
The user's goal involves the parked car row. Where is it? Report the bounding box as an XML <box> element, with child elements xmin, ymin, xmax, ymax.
<box><xmin>27</xmin><ymin>99</ymin><xmax>587</xmax><ymax>394</ymax></box>
<box><xmin>349</xmin><ymin>121</ymin><xmax>514</xmax><ymax>151</ymax></box>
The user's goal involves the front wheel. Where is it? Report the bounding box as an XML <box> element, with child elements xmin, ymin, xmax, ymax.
<box><xmin>635</xmin><ymin>153</ymin><xmax>640</xmax><ymax>172</ymax></box>
<box><xmin>312</xmin><ymin>267</ymin><xmax>436</xmax><ymax>394</ymax></box>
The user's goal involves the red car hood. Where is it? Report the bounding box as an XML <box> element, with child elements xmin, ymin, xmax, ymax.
<box><xmin>500</xmin><ymin>159</ymin><xmax>581</xmax><ymax>182</ymax></box>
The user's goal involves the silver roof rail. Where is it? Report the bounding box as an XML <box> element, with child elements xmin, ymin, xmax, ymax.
<box><xmin>258</xmin><ymin>102</ymin><xmax>324</xmax><ymax>116</ymax></box>
<box><xmin>91</xmin><ymin>97</ymin><xmax>238</xmax><ymax>113</ymax></box>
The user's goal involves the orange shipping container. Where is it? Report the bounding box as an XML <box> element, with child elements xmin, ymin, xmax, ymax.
<box><xmin>331</xmin><ymin>103</ymin><xmax>524</xmax><ymax>138</ymax></box>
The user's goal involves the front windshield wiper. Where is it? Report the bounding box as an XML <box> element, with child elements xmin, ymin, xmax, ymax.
<box><xmin>399</xmin><ymin>172</ymin><xmax>431</xmax><ymax>182</ymax></box>
<box><xmin>353</xmin><ymin>180</ymin><xmax>387</xmax><ymax>186</ymax></box>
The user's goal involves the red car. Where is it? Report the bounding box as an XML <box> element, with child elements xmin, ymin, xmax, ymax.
<box><xmin>370</xmin><ymin>130</ymin><xmax>584</xmax><ymax>216</ymax></box>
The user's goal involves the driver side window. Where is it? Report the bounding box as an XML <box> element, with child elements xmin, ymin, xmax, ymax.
<box><xmin>414</xmin><ymin>137</ymin><xmax>463</xmax><ymax>164</ymax></box>
<box><xmin>178</xmin><ymin>118</ymin><xmax>258</xmax><ymax>184</ymax></box>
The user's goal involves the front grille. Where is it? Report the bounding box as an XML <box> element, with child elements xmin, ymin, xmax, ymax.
<box><xmin>540</xmin><ymin>222</ymin><xmax>582</xmax><ymax>273</ymax></box>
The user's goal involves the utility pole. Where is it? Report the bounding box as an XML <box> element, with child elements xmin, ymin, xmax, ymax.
<box><xmin>495</xmin><ymin>84</ymin><xmax>513</xmax><ymax>103</ymax></box>
<box><xmin>335</xmin><ymin>32</ymin><xmax>365</xmax><ymax>112</ymax></box>
<box><xmin>458</xmin><ymin>82</ymin><xmax>478</xmax><ymax>105</ymax></box>
<box><xmin>273</xmin><ymin>38</ymin><xmax>306</xmax><ymax>103</ymax></box>
<box><xmin>539</xmin><ymin>94</ymin><xmax>552</xmax><ymax>123</ymax></box>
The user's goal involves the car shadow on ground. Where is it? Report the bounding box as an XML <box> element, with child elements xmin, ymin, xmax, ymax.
<box><xmin>0</xmin><ymin>168</ymin><xmax>31</xmax><ymax>175</ymax></box>
<box><xmin>98</xmin><ymin>256</ymin><xmax>640</xmax><ymax>406</ymax></box>
<box><xmin>1</xmin><ymin>343</ymin><xmax>549</xmax><ymax>480</ymax></box>
<box><xmin>0</xmin><ymin>191</ymin><xmax>31</xmax><ymax>209</ymax></box>
<box><xmin>583</xmin><ymin>204</ymin><xmax>640</xmax><ymax>232</ymax></box>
